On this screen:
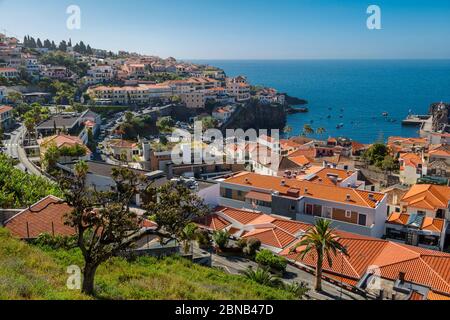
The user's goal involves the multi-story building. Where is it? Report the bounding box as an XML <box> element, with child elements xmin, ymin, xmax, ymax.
<box><xmin>0</xmin><ymin>67</ymin><xmax>18</xmax><ymax>79</ymax></box>
<box><xmin>385</xmin><ymin>184</ymin><xmax>450</xmax><ymax>251</ymax></box>
<box><xmin>0</xmin><ymin>105</ymin><xmax>14</xmax><ymax>130</ymax></box>
<box><xmin>398</xmin><ymin>152</ymin><xmax>424</xmax><ymax>185</ymax></box>
<box><xmin>180</xmin><ymin>91</ymin><xmax>205</xmax><ymax>109</ymax></box>
<box><xmin>226</xmin><ymin>77</ymin><xmax>251</xmax><ymax>102</ymax></box>
<box><xmin>88</xmin><ymin>84</ymin><xmax>173</xmax><ymax>105</ymax></box>
<box><xmin>41</xmin><ymin>66</ymin><xmax>72</xmax><ymax>80</ymax></box>
<box><xmin>0</xmin><ymin>86</ymin><xmax>7</xmax><ymax>103</ymax></box>
<box><xmin>218</xmin><ymin>171</ymin><xmax>387</xmax><ymax>238</ymax></box>
<box><xmin>84</xmin><ymin>65</ymin><xmax>115</xmax><ymax>84</ymax></box>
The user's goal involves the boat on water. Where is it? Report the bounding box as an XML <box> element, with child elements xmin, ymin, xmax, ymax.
<box><xmin>336</xmin><ymin>123</ymin><xmax>344</xmax><ymax>129</ymax></box>
<box><xmin>382</xmin><ymin>112</ymin><xmax>389</xmax><ymax>117</ymax></box>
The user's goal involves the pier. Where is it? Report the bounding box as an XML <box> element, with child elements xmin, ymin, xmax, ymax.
<box><xmin>402</xmin><ymin>114</ymin><xmax>431</xmax><ymax>126</ymax></box>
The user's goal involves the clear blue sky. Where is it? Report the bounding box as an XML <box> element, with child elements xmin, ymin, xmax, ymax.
<box><xmin>1</xmin><ymin>0</ymin><xmax>449</xmax><ymax>59</ymax></box>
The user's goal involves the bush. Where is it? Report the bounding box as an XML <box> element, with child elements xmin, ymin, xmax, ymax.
<box><xmin>243</xmin><ymin>238</ymin><xmax>261</xmax><ymax>256</ymax></box>
<box><xmin>33</xmin><ymin>233</ymin><xmax>77</xmax><ymax>250</ymax></box>
<box><xmin>212</xmin><ymin>230</ymin><xmax>230</xmax><ymax>250</ymax></box>
<box><xmin>283</xmin><ymin>281</ymin><xmax>310</xmax><ymax>299</ymax></box>
<box><xmin>196</xmin><ymin>230</ymin><xmax>212</xmax><ymax>248</ymax></box>
<box><xmin>236</xmin><ymin>238</ymin><xmax>248</xmax><ymax>249</ymax></box>
<box><xmin>255</xmin><ymin>249</ymin><xmax>287</xmax><ymax>272</ymax></box>
<box><xmin>243</xmin><ymin>267</ymin><xmax>282</xmax><ymax>287</ymax></box>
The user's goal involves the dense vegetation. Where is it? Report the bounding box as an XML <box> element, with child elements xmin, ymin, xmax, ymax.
<box><xmin>0</xmin><ymin>154</ymin><xmax>62</xmax><ymax>208</ymax></box>
<box><xmin>40</xmin><ymin>52</ymin><xmax>90</xmax><ymax>78</ymax></box>
<box><xmin>0</xmin><ymin>228</ymin><xmax>297</xmax><ymax>300</ymax></box>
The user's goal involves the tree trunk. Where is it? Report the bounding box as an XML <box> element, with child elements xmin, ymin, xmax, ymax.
<box><xmin>315</xmin><ymin>255</ymin><xmax>323</xmax><ymax>292</ymax></box>
<box><xmin>82</xmin><ymin>262</ymin><xmax>98</xmax><ymax>295</ymax></box>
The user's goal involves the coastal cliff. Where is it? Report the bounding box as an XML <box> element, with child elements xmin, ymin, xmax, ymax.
<box><xmin>222</xmin><ymin>100</ymin><xmax>287</xmax><ymax>131</ymax></box>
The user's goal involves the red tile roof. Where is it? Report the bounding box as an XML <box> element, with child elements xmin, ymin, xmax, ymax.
<box><xmin>242</xmin><ymin>227</ymin><xmax>297</xmax><ymax>249</ymax></box>
<box><xmin>401</xmin><ymin>184</ymin><xmax>450</xmax><ymax>210</ymax></box>
<box><xmin>5</xmin><ymin>196</ymin><xmax>75</xmax><ymax>239</ymax></box>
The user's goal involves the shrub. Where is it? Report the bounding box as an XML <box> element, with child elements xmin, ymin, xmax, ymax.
<box><xmin>243</xmin><ymin>267</ymin><xmax>282</xmax><ymax>287</ymax></box>
<box><xmin>33</xmin><ymin>233</ymin><xmax>77</xmax><ymax>250</ymax></box>
<box><xmin>212</xmin><ymin>230</ymin><xmax>230</xmax><ymax>250</ymax></box>
<box><xmin>236</xmin><ymin>238</ymin><xmax>248</xmax><ymax>249</ymax></box>
<box><xmin>283</xmin><ymin>281</ymin><xmax>310</xmax><ymax>299</ymax></box>
<box><xmin>255</xmin><ymin>249</ymin><xmax>287</xmax><ymax>272</ymax></box>
<box><xmin>196</xmin><ymin>230</ymin><xmax>212</xmax><ymax>248</ymax></box>
<box><xmin>243</xmin><ymin>238</ymin><xmax>261</xmax><ymax>256</ymax></box>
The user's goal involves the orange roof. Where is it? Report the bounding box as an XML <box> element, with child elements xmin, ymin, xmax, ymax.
<box><xmin>108</xmin><ymin>139</ymin><xmax>137</xmax><ymax>149</ymax></box>
<box><xmin>39</xmin><ymin>134</ymin><xmax>91</xmax><ymax>154</ymax></box>
<box><xmin>429</xmin><ymin>145</ymin><xmax>450</xmax><ymax>158</ymax></box>
<box><xmin>402</xmin><ymin>184</ymin><xmax>450</xmax><ymax>210</ymax></box>
<box><xmin>0</xmin><ymin>105</ymin><xmax>13</xmax><ymax>114</ymax></box>
<box><xmin>242</xmin><ymin>227</ymin><xmax>297</xmax><ymax>249</ymax></box>
<box><xmin>196</xmin><ymin>213</ymin><xmax>231</xmax><ymax>231</ymax></box>
<box><xmin>399</xmin><ymin>153</ymin><xmax>422</xmax><ymax>168</ymax></box>
<box><xmin>245</xmin><ymin>191</ymin><xmax>272</xmax><ymax>203</ymax></box>
<box><xmin>217</xmin><ymin>207</ymin><xmax>262</xmax><ymax>225</ymax></box>
<box><xmin>307</xmin><ymin>167</ymin><xmax>355</xmax><ymax>186</ymax></box>
<box><xmin>288</xmin><ymin>147</ymin><xmax>317</xmax><ymax>159</ymax></box>
<box><xmin>281</xmin><ymin>231</ymin><xmax>450</xmax><ymax>297</ymax></box>
<box><xmin>280</xmin><ymin>139</ymin><xmax>301</xmax><ymax>150</ymax></box>
<box><xmin>5</xmin><ymin>196</ymin><xmax>75</xmax><ymax>239</ymax></box>
<box><xmin>287</xmin><ymin>155</ymin><xmax>311</xmax><ymax>167</ymax></box>
<box><xmin>224</xmin><ymin>172</ymin><xmax>384</xmax><ymax>208</ymax></box>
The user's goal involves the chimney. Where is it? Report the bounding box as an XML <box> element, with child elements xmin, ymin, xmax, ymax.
<box><xmin>368</xmin><ymin>193</ymin><xmax>375</xmax><ymax>201</ymax></box>
<box><xmin>304</xmin><ymin>188</ymin><xmax>308</xmax><ymax>194</ymax></box>
<box><xmin>245</xmin><ymin>177</ymin><xmax>250</xmax><ymax>184</ymax></box>
<box><xmin>346</xmin><ymin>194</ymin><xmax>351</xmax><ymax>202</ymax></box>
<box><xmin>281</xmin><ymin>180</ymin><xmax>286</xmax><ymax>186</ymax></box>
<box><xmin>399</xmin><ymin>272</ymin><xmax>406</xmax><ymax>284</ymax></box>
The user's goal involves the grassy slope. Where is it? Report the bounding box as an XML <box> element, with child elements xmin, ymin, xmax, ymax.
<box><xmin>0</xmin><ymin>229</ymin><xmax>296</xmax><ymax>300</ymax></box>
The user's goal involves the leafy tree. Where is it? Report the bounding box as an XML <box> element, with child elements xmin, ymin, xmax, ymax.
<box><xmin>302</xmin><ymin>124</ymin><xmax>314</xmax><ymax>136</ymax></box>
<box><xmin>156</xmin><ymin>116</ymin><xmax>175</xmax><ymax>134</ymax></box>
<box><xmin>362</xmin><ymin>143</ymin><xmax>389</xmax><ymax>168</ymax></box>
<box><xmin>43</xmin><ymin>144</ymin><xmax>61</xmax><ymax>172</ymax></box>
<box><xmin>143</xmin><ymin>182</ymin><xmax>209</xmax><ymax>245</ymax></box>
<box><xmin>284</xmin><ymin>125</ymin><xmax>292</xmax><ymax>138</ymax></box>
<box><xmin>201</xmin><ymin>116</ymin><xmax>218</xmax><ymax>130</ymax></box>
<box><xmin>7</xmin><ymin>91</ymin><xmax>23</xmax><ymax>105</ymax></box>
<box><xmin>290</xmin><ymin>219</ymin><xmax>348</xmax><ymax>292</ymax></box>
<box><xmin>0</xmin><ymin>154</ymin><xmax>62</xmax><ymax>208</ymax></box>
<box><xmin>381</xmin><ymin>155</ymin><xmax>398</xmax><ymax>173</ymax></box>
<box><xmin>179</xmin><ymin>222</ymin><xmax>199</xmax><ymax>254</ymax></box>
<box><xmin>59</xmin><ymin>162</ymin><xmax>148</xmax><ymax>295</ymax></box>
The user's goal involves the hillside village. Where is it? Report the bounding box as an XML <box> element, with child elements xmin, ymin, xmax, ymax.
<box><xmin>0</xmin><ymin>32</ymin><xmax>450</xmax><ymax>301</ymax></box>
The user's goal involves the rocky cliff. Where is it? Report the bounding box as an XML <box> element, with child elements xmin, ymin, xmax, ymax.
<box><xmin>222</xmin><ymin>100</ymin><xmax>287</xmax><ymax>132</ymax></box>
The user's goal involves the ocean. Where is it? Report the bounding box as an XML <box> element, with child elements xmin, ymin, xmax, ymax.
<box><xmin>192</xmin><ymin>60</ymin><xmax>450</xmax><ymax>144</ymax></box>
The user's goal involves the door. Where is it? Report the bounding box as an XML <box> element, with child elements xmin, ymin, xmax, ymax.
<box><xmin>323</xmin><ymin>207</ymin><xmax>332</xmax><ymax>219</ymax></box>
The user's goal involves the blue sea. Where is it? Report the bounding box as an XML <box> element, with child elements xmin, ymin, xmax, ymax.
<box><xmin>192</xmin><ymin>60</ymin><xmax>450</xmax><ymax>144</ymax></box>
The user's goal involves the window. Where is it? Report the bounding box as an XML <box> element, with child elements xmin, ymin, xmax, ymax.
<box><xmin>290</xmin><ymin>205</ymin><xmax>296</xmax><ymax>212</ymax></box>
<box><xmin>224</xmin><ymin>188</ymin><xmax>232</xmax><ymax>199</ymax></box>
<box><xmin>345</xmin><ymin>210</ymin><xmax>352</xmax><ymax>218</ymax></box>
<box><xmin>313</xmin><ymin>204</ymin><xmax>322</xmax><ymax>217</ymax></box>
<box><xmin>358</xmin><ymin>214</ymin><xmax>367</xmax><ymax>226</ymax></box>
<box><xmin>305</xmin><ymin>204</ymin><xmax>313</xmax><ymax>215</ymax></box>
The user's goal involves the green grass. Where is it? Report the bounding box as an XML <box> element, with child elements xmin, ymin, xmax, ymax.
<box><xmin>0</xmin><ymin>229</ymin><xmax>296</xmax><ymax>300</ymax></box>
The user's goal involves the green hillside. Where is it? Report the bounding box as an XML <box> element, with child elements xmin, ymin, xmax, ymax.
<box><xmin>0</xmin><ymin>228</ymin><xmax>296</xmax><ymax>300</ymax></box>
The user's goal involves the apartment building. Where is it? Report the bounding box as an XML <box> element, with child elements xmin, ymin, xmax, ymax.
<box><xmin>384</xmin><ymin>184</ymin><xmax>450</xmax><ymax>251</ymax></box>
<box><xmin>0</xmin><ymin>67</ymin><xmax>18</xmax><ymax>79</ymax></box>
<box><xmin>88</xmin><ymin>84</ymin><xmax>173</xmax><ymax>105</ymax></box>
<box><xmin>398</xmin><ymin>152</ymin><xmax>424</xmax><ymax>185</ymax></box>
<box><xmin>180</xmin><ymin>91</ymin><xmax>205</xmax><ymax>109</ymax></box>
<box><xmin>226</xmin><ymin>79</ymin><xmax>251</xmax><ymax>102</ymax></box>
<box><xmin>218</xmin><ymin>171</ymin><xmax>387</xmax><ymax>238</ymax></box>
<box><xmin>84</xmin><ymin>65</ymin><xmax>115</xmax><ymax>84</ymax></box>
<box><xmin>0</xmin><ymin>105</ymin><xmax>14</xmax><ymax>130</ymax></box>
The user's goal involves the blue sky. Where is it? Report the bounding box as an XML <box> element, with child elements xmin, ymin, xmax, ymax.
<box><xmin>1</xmin><ymin>0</ymin><xmax>449</xmax><ymax>59</ymax></box>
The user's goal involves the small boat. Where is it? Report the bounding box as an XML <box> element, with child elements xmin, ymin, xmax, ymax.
<box><xmin>382</xmin><ymin>112</ymin><xmax>389</xmax><ymax>117</ymax></box>
<box><xmin>327</xmin><ymin>115</ymin><xmax>331</xmax><ymax>119</ymax></box>
<box><xmin>336</xmin><ymin>123</ymin><xmax>344</xmax><ymax>129</ymax></box>
<box><xmin>339</xmin><ymin>115</ymin><xmax>343</xmax><ymax>118</ymax></box>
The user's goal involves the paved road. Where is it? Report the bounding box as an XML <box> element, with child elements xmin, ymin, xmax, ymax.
<box><xmin>3</xmin><ymin>125</ymin><xmax>46</xmax><ymax>177</ymax></box>
<box><xmin>209</xmin><ymin>252</ymin><xmax>367</xmax><ymax>300</ymax></box>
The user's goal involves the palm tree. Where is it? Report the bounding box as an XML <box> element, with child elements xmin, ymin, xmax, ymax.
<box><xmin>243</xmin><ymin>267</ymin><xmax>282</xmax><ymax>287</ymax></box>
<box><xmin>179</xmin><ymin>222</ymin><xmax>199</xmax><ymax>254</ymax></box>
<box><xmin>284</xmin><ymin>125</ymin><xmax>293</xmax><ymax>138</ymax></box>
<box><xmin>24</xmin><ymin>116</ymin><xmax>36</xmax><ymax>144</ymax></box>
<box><xmin>316</xmin><ymin>127</ymin><xmax>326</xmax><ymax>137</ymax></box>
<box><xmin>302</xmin><ymin>124</ymin><xmax>314</xmax><ymax>136</ymax></box>
<box><xmin>291</xmin><ymin>219</ymin><xmax>348</xmax><ymax>292</ymax></box>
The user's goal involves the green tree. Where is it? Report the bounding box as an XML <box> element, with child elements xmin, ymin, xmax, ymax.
<box><xmin>59</xmin><ymin>163</ymin><xmax>148</xmax><ymax>295</ymax></box>
<box><xmin>179</xmin><ymin>222</ymin><xmax>199</xmax><ymax>254</ymax></box>
<box><xmin>212</xmin><ymin>230</ymin><xmax>230</xmax><ymax>250</ymax></box>
<box><xmin>291</xmin><ymin>219</ymin><xmax>348</xmax><ymax>292</ymax></box>
<box><xmin>284</xmin><ymin>125</ymin><xmax>293</xmax><ymax>138</ymax></box>
<box><xmin>381</xmin><ymin>155</ymin><xmax>398</xmax><ymax>173</ymax></box>
<box><xmin>302</xmin><ymin>124</ymin><xmax>314</xmax><ymax>136</ymax></box>
<box><xmin>156</xmin><ymin>116</ymin><xmax>175</xmax><ymax>134</ymax></box>
<box><xmin>143</xmin><ymin>182</ymin><xmax>209</xmax><ymax>245</ymax></box>
<box><xmin>43</xmin><ymin>143</ymin><xmax>61</xmax><ymax>172</ymax></box>
<box><xmin>316</xmin><ymin>127</ymin><xmax>326</xmax><ymax>136</ymax></box>
<box><xmin>362</xmin><ymin>143</ymin><xmax>389</xmax><ymax>168</ymax></box>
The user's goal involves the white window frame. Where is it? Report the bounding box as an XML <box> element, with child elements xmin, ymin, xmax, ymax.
<box><xmin>345</xmin><ymin>210</ymin><xmax>352</xmax><ymax>218</ymax></box>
